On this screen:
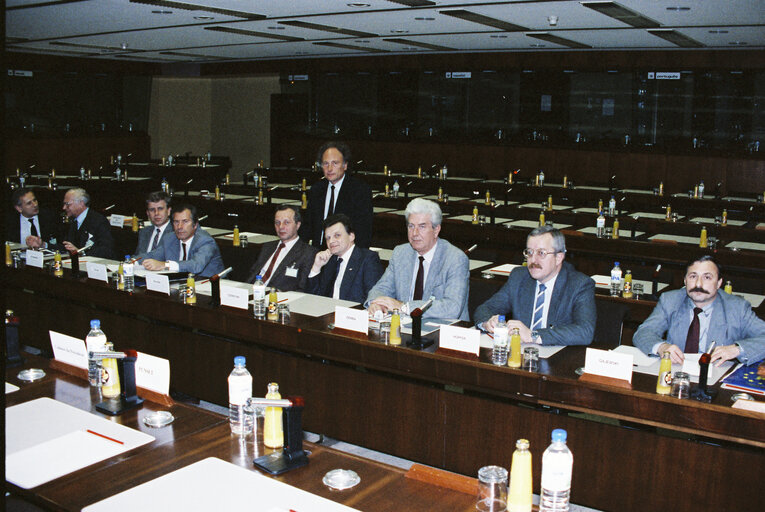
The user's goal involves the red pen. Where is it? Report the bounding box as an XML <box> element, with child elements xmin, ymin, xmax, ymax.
<box><xmin>86</xmin><ymin>429</ymin><xmax>124</xmax><ymax>445</ymax></box>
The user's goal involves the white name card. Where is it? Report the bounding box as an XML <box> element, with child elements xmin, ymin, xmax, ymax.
<box><xmin>220</xmin><ymin>284</ymin><xmax>249</xmax><ymax>310</ymax></box>
<box><xmin>136</xmin><ymin>352</ymin><xmax>170</xmax><ymax>395</ymax></box>
<box><xmin>49</xmin><ymin>330</ymin><xmax>88</xmax><ymax>369</ymax></box>
<box><xmin>146</xmin><ymin>273</ymin><xmax>170</xmax><ymax>295</ymax></box>
<box><xmin>109</xmin><ymin>214</ymin><xmax>125</xmax><ymax>228</ymax></box>
<box><xmin>584</xmin><ymin>347</ymin><xmax>633</xmax><ymax>383</ymax></box>
<box><xmin>439</xmin><ymin>325</ymin><xmax>481</xmax><ymax>356</ymax></box>
<box><xmin>334</xmin><ymin>306</ymin><xmax>368</xmax><ymax>334</ymax></box>
<box><xmin>86</xmin><ymin>262</ymin><xmax>108</xmax><ymax>282</ymax></box>
<box><xmin>25</xmin><ymin>250</ymin><xmax>44</xmax><ymax>268</ymax></box>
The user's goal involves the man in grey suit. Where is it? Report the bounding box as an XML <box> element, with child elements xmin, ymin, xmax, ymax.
<box><xmin>474</xmin><ymin>226</ymin><xmax>596</xmax><ymax>346</ymax></box>
<box><xmin>634</xmin><ymin>255</ymin><xmax>765</xmax><ymax>366</ymax></box>
<box><xmin>366</xmin><ymin>198</ymin><xmax>470</xmax><ymax>321</ymax></box>
<box><xmin>135</xmin><ymin>191</ymin><xmax>174</xmax><ymax>255</ymax></box>
<box><xmin>140</xmin><ymin>203</ymin><xmax>224</xmax><ymax>278</ymax></box>
<box><xmin>246</xmin><ymin>205</ymin><xmax>316</xmax><ymax>291</ymax></box>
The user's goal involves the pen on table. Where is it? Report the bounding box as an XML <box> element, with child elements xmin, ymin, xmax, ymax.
<box><xmin>278</xmin><ymin>298</ymin><xmax>289</xmax><ymax>303</ymax></box>
<box><xmin>86</xmin><ymin>429</ymin><xmax>124</xmax><ymax>445</ymax></box>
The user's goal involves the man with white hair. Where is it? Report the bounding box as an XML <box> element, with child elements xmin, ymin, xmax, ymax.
<box><xmin>61</xmin><ymin>187</ymin><xmax>115</xmax><ymax>259</ymax></box>
<box><xmin>366</xmin><ymin>198</ymin><xmax>469</xmax><ymax>320</ymax></box>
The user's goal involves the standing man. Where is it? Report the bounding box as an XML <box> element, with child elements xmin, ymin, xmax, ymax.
<box><xmin>302</xmin><ymin>142</ymin><xmax>373</xmax><ymax>248</ymax></box>
<box><xmin>141</xmin><ymin>203</ymin><xmax>224</xmax><ymax>278</ymax></box>
<box><xmin>366</xmin><ymin>198</ymin><xmax>470</xmax><ymax>321</ymax></box>
<box><xmin>307</xmin><ymin>214</ymin><xmax>383</xmax><ymax>303</ymax></box>
<box><xmin>474</xmin><ymin>226</ymin><xmax>596</xmax><ymax>346</ymax></box>
<box><xmin>9</xmin><ymin>188</ymin><xmax>59</xmax><ymax>249</ymax></box>
<box><xmin>246</xmin><ymin>205</ymin><xmax>316</xmax><ymax>291</ymax></box>
<box><xmin>634</xmin><ymin>255</ymin><xmax>765</xmax><ymax>366</ymax></box>
<box><xmin>135</xmin><ymin>191</ymin><xmax>174</xmax><ymax>255</ymax></box>
<box><xmin>61</xmin><ymin>188</ymin><xmax>115</xmax><ymax>259</ymax></box>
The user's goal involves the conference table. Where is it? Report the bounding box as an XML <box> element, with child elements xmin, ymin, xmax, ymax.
<box><xmin>3</xmin><ymin>264</ymin><xmax>763</xmax><ymax>512</ymax></box>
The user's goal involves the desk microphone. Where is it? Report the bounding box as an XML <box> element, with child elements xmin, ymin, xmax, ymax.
<box><xmin>103</xmin><ymin>204</ymin><xmax>116</xmax><ymax>211</ymax></box>
<box><xmin>650</xmin><ymin>264</ymin><xmax>661</xmax><ymax>299</ymax></box>
<box><xmin>465</xmin><ymin>244</ymin><xmax>478</xmax><ymax>255</ymax></box>
<box><xmin>198</xmin><ymin>215</ymin><xmax>209</xmax><ymax>222</ymax></box>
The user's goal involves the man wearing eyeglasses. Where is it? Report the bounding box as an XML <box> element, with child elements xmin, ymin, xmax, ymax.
<box><xmin>474</xmin><ymin>225</ymin><xmax>596</xmax><ymax>345</ymax></box>
<box><xmin>301</xmin><ymin>141</ymin><xmax>373</xmax><ymax>249</ymax></box>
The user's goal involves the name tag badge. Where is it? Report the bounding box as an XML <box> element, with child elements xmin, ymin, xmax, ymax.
<box><xmin>439</xmin><ymin>325</ymin><xmax>481</xmax><ymax>356</ymax></box>
<box><xmin>109</xmin><ymin>214</ymin><xmax>125</xmax><ymax>228</ymax></box>
<box><xmin>25</xmin><ymin>250</ymin><xmax>44</xmax><ymax>268</ymax></box>
<box><xmin>285</xmin><ymin>266</ymin><xmax>298</xmax><ymax>278</ymax></box>
<box><xmin>584</xmin><ymin>347</ymin><xmax>633</xmax><ymax>383</ymax></box>
<box><xmin>86</xmin><ymin>262</ymin><xmax>108</xmax><ymax>282</ymax></box>
<box><xmin>49</xmin><ymin>330</ymin><xmax>88</xmax><ymax>369</ymax></box>
<box><xmin>220</xmin><ymin>284</ymin><xmax>249</xmax><ymax>310</ymax></box>
<box><xmin>335</xmin><ymin>306</ymin><xmax>368</xmax><ymax>334</ymax></box>
<box><xmin>146</xmin><ymin>273</ymin><xmax>170</xmax><ymax>295</ymax></box>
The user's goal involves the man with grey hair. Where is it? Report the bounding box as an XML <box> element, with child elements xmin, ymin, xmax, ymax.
<box><xmin>61</xmin><ymin>187</ymin><xmax>115</xmax><ymax>259</ymax></box>
<box><xmin>474</xmin><ymin>225</ymin><xmax>595</xmax><ymax>345</ymax></box>
<box><xmin>366</xmin><ymin>198</ymin><xmax>470</xmax><ymax>320</ymax></box>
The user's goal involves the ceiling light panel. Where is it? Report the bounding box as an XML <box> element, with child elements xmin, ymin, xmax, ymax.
<box><xmin>680</xmin><ymin>26</ymin><xmax>765</xmax><ymax>47</ymax></box>
<box><xmin>619</xmin><ymin>0</ymin><xmax>765</xmax><ymax>26</ymax></box>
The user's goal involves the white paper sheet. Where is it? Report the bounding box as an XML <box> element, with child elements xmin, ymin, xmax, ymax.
<box><xmin>689</xmin><ymin>217</ymin><xmax>746</xmax><ymax>227</ymax></box>
<box><xmin>578</xmin><ymin>227</ymin><xmax>645</xmax><ymax>238</ymax></box>
<box><xmin>648</xmin><ymin>234</ymin><xmax>700</xmax><ymax>245</ymax></box>
<box><xmin>253</xmin><ymin>292</ymin><xmax>359</xmax><ymax>318</ymax></box>
<box><xmin>725</xmin><ymin>241</ymin><xmax>765</xmax><ymax>252</ymax></box>
<box><xmin>611</xmin><ymin>345</ymin><xmax>733</xmax><ymax>385</ymax></box>
<box><xmin>503</xmin><ymin>220</ymin><xmax>571</xmax><ymax>230</ymax></box>
<box><xmin>519</xmin><ymin>203</ymin><xmax>572</xmax><ymax>211</ymax></box>
<box><xmin>450</xmin><ymin>215</ymin><xmax>513</xmax><ymax>224</ymax></box>
<box><xmin>482</xmin><ymin>263</ymin><xmax>522</xmax><ymax>277</ymax></box>
<box><xmin>479</xmin><ymin>334</ymin><xmax>565</xmax><ymax>358</ymax></box>
<box><xmin>589</xmin><ymin>275</ymin><xmax>668</xmax><ymax>295</ymax></box>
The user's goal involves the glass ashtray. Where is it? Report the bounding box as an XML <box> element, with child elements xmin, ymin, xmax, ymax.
<box><xmin>143</xmin><ymin>411</ymin><xmax>174</xmax><ymax>428</ymax></box>
<box><xmin>323</xmin><ymin>469</ymin><xmax>361</xmax><ymax>490</ymax></box>
<box><xmin>731</xmin><ymin>393</ymin><xmax>754</xmax><ymax>402</ymax></box>
<box><xmin>18</xmin><ymin>368</ymin><xmax>46</xmax><ymax>382</ymax></box>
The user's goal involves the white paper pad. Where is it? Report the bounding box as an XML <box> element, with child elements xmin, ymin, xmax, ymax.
<box><xmin>622</xmin><ymin>188</ymin><xmax>655</xmax><ymax>195</ymax></box>
<box><xmin>571</xmin><ymin>207</ymin><xmax>600</xmax><ymax>214</ymax></box>
<box><xmin>503</xmin><ymin>220</ymin><xmax>571</xmax><ymax>230</ymax></box>
<box><xmin>6</xmin><ymin>382</ymin><xmax>20</xmax><ymax>393</ymax></box>
<box><xmin>722</xmin><ymin>196</ymin><xmax>758</xmax><ymax>203</ymax></box>
<box><xmin>578</xmin><ymin>227</ymin><xmax>645</xmax><ymax>238</ymax></box>
<box><xmin>479</xmin><ymin>334</ymin><xmax>565</xmax><ymax>358</ymax></box>
<box><xmin>217</xmin><ymin>232</ymin><xmax>279</xmax><ymax>244</ymax></box>
<box><xmin>689</xmin><ymin>217</ymin><xmax>746</xmax><ymax>227</ymax></box>
<box><xmin>450</xmin><ymin>215</ymin><xmax>513</xmax><ymax>224</ymax></box>
<box><xmin>589</xmin><ymin>275</ymin><xmax>668</xmax><ymax>295</ymax></box>
<box><xmin>200</xmin><ymin>227</ymin><xmax>232</xmax><ymax>237</ymax></box>
<box><xmin>729</xmin><ymin>292</ymin><xmax>764</xmax><ymax>308</ymax></box>
<box><xmin>369</xmin><ymin>247</ymin><xmax>394</xmax><ymax>261</ymax></box>
<box><xmin>648</xmin><ymin>234</ymin><xmax>700</xmax><ymax>245</ymax></box>
<box><xmin>575</xmin><ymin>185</ymin><xmax>609</xmax><ymax>191</ymax></box>
<box><xmin>469</xmin><ymin>259</ymin><xmax>492</xmax><ymax>271</ymax></box>
<box><xmin>252</xmin><ymin>292</ymin><xmax>359</xmax><ymax>318</ymax></box>
<box><xmin>373</xmin><ymin>207</ymin><xmax>398</xmax><ymax>213</ymax></box>
<box><xmin>420</xmin><ymin>194</ymin><xmax>470</xmax><ymax>202</ymax></box>
<box><xmin>63</xmin><ymin>256</ymin><xmax>117</xmax><ymax>271</ymax></box>
<box><xmin>6</xmin><ymin>398</ymin><xmax>154</xmax><ymax>489</ymax></box>
<box><xmin>725</xmin><ymin>241</ymin><xmax>765</xmax><ymax>252</ymax></box>
<box><xmin>519</xmin><ymin>203</ymin><xmax>572</xmax><ymax>211</ymax></box>
<box><xmin>83</xmin><ymin>457</ymin><xmax>359</xmax><ymax>512</ymax></box>
<box><xmin>196</xmin><ymin>278</ymin><xmax>251</xmax><ymax>296</ymax></box>
<box><xmin>611</xmin><ymin>345</ymin><xmax>733</xmax><ymax>385</ymax></box>
<box><xmin>633</xmin><ymin>212</ymin><xmax>680</xmax><ymax>220</ymax></box>
<box><xmin>482</xmin><ymin>263</ymin><xmax>522</xmax><ymax>277</ymax></box>
<box><xmin>401</xmin><ymin>318</ymin><xmax>457</xmax><ymax>336</ymax></box>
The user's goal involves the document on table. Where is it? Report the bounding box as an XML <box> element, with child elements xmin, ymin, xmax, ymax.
<box><xmin>503</xmin><ymin>220</ymin><xmax>571</xmax><ymax>230</ymax></box>
<box><xmin>252</xmin><ymin>292</ymin><xmax>359</xmax><ymax>317</ymax></box>
<box><xmin>648</xmin><ymin>234</ymin><xmax>699</xmax><ymax>245</ymax></box>
<box><xmin>450</xmin><ymin>214</ymin><xmax>513</xmax><ymax>224</ymax></box>
<box><xmin>578</xmin><ymin>226</ymin><xmax>645</xmax><ymax>238</ymax></box>
<box><xmin>590</xmin><ymin>275</ymin><xmax>668</xmax><ymax>295</ymax></box>
<box><xmin>83</xmin><ymin>457</ymin><xmax>359</xmax><ymax>512</ymax></box>
<box><xmin>401</xmin><ymin>318</ymin><xmax>458</xmax><ymax>336</ymax></box>
<box><xmin>610</xmin><ymin>345</ymin><xmax>733</xmax><ymax>385</ymax></box>
<box><xmin>482</xmin><ymin>263</ymin><xmax>521</xmax><ymax>277</ymax></box>
<box><xmin>725</xmin><ymin>241</ymin><xmax>765</xmax><ymax>252</ymax></box>
<box><xmin>200</xmin><ymin>226</ymin><xmax>232</xmax><ymax>237</ymax></box>
<box><xmin>519</xmin><ymin>203</ymin><xmax>572</xmax><ymax>211</ymax></box>
<box><xmin>195</xmin><ymin>278</ymin><xmax>251</xmax><ymax>296</ymax></box>
<box><xmin>479</xmin><ymin>333</ymin><xmax>565</xmax><ymax>359</ymax></box>
<box><xmin>218</xmin><ymin>232</ymin><xmax>279</xmax><ymax>244</ymax></box>
<box><xmin>6</xmin><ymin>397</ymin><xmax>154</xmax><ymax>489</ymax></box>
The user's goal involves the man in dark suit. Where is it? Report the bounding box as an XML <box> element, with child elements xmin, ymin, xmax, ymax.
<box><xmin>301</xmin><ymin>141</ymin><xmax>373</xmax><ymax>248</ymax></box>
<box><xmin>474</xmin><ymin>225</ymin><xmax>596</xmax><ymax>346</ymax></box>
<box><xmin>141</xmin><ymin>203</ymin><xmax>224</xmax><ymax>278</ymax></box>
<box><xmin>306</xmin><ymin>214</ymin><xmax>383</xmax><ymax>303</ymax></box>
<box><xmin>61</xmin><ymin>188</ymin><xmax>116</xmax><ymax>259</ymax></box>
<box><xmin>135</xmin><ymin>191</ymin><xmax>174</xmax><ymax>255</ymax></box>
<box><xmin>8</xmin><ymin>188</ymin><xmax>59</xmax><ymax>249</ymax></box>
<box><xmin>246</xmin><ymin>205</ymin><xmax>316</xmax><ymax>291</ymax></box>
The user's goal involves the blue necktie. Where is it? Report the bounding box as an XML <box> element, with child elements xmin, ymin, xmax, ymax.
<box><xmin>531</xmin><ymin>283</ymin><xmax>546</xmax><ymax>330</ymax></box>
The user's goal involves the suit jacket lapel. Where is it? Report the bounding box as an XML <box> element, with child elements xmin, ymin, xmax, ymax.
<box><xmin>519</xmin><ymin>277</ymin><xmax>537</xmax><ymax>326</ymax></box>
<box><xmin>547</xmin><ymin>265</ymin><xmax>568</xmax><ymax>327</ymax></box>
<box><xmin>339</xmin><ymin>248</ymin><xmax>361</xmax><ymax>296</ymax></box>
<box><xmin>422</xmin><ymin>240</ymin><xmax>443</xmax><ymax>298</ymax></box>
<box><xmin>708</xmin><ymin>295</ymin><xmax>728</xmax><ymax>344</ymax></box>
<box><xmin>274</xmin><ymin>241</ymin><xmax>301</xmax><ymax>277</ymax></box>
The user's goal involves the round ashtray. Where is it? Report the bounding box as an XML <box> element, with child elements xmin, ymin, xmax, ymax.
<box><xmin>731</xmin><ymin>393</ymin><xmax>754</xmax><ymax>402</ymax></box>
<box><xmin>17</xmin><ymin>368</ymin><xmax>46</xmax><ymax>382</ymax></box>
<box><xmin>323</xmin><ymin>469</ymin><xmax>360</xmax><ymax>491</ymax></box>
<box><xmin>143</xmin><ymin>411</ymin><xmax>175</xmax><ymax>428</ymax></box>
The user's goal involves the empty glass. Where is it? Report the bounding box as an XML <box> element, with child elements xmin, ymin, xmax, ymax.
<box><xmin>522</xmin><ymin>346</ymin><xmax>539</xmax><ymax>372</ymax></box>
<box><xmin>632</xmin><ymin>282</ymin><xmax>644</xmax><ymax>300</ymax></box>
<box><xmin>670</xmin><ymin>372</ymin><xmax>691</xmax><ymax>399</ymax></box>
<box><xmin>477</xmin><ymin>465</ymin><xmax>508</xmax><ymax>512</ymax></box>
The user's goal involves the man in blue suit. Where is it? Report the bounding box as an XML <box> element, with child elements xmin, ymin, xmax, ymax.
<box><xmin>634</xmin><ymin>255</ymin><xmax>765</xmax><ymax>366</ymax></box>
<box><xmin>135</xmin><ymin>191</ymin><xmax>175</xmax><ymax>255</ymax></box>
<box><xmin>140</xmin><ymin>203</ymin><xmax>224</xmax><ymax>278</ymax></box>
<box><xmin>306</xmin><ymin>214</ymin><xmax>383</xmax><ymax>303</ymax></box>
<box><xmin>366</xmin><ymin>198</ymin><xmax>470</xmax><ymax>321</ymax></box>
<box><xmin>474</xmin><ymin>226</ymin><xmax>595</xmax><ymax>346</ymax></box>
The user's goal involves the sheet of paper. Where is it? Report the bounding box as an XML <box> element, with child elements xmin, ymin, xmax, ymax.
<box><xmin>518</xmin><ymin>203</ymin><xmax>572</xmax><ymax>211</ymax></box>
<box><xmin>200</xmin><ymin>226</ymin><xmax>232</xmax><ymax>237</ymax></box>
<box><xmin>50</xmin><ymin>330</ymin><xmax>88</xmax><ymax>369</ymax></box>
<box><xmin>648</xmin><ymin>234</ymin><xmax>700</xmax><ymax>245</ymax></box>
<box><xmin>503</xmin><ymin>220</ymin><xmax>571</xmax><ymax>230</ymax></box>
<box><xmin>253</xmin><ymin>292</ymin><xmax>358</xmax><ymax>318</ymax></box>
<box><xmin>369</xmin><ymin>247</ymin><xmax>394</xmax><ymax>261</ymax></box>
<box><xmin>479</xmin><ymin>334</ymin><xmax>565</xmax><ymax>358</ymax></box>
<box><xmin>633</xmin><ymin>212</ymin><xmax>680</xmax><ymax>220</ymax></box>
<box><xmin>589</xmin><ymin>275</ymin><xmax>668</xmax><ymax>295</ymax></box>
<box><xmin>482</xmin><ymin>263</ymin><xmax>521</xmax><ymax>277</ymax></box>
<box><xmin>619</xmin><ymin>346</ymin><xmax>733</xmax><ymax>385</ymax></box>
<box><xmin>450</xmin><ymin>215</ymin><xmax>513</xmax><ymax>224</ymax></box>
<box><xmin>578</xmin><ymin>226</ymin><xmax>645</xmax><ymax>238</ymax></box>
<box><xmin>196</xmin><ymin>278</ymin><xmax>249</xmax><ymax>296</ymax></box>
<box><xmin>689</xmin><ymin>217</ymin><xmax>746</xmax><ymax>227</ymax></box>
<box><xmin>400</xmin><ymin>318</ymin><xmax>456</xmax><ymax>336</ymax></box>
<box><xmin>725</xmin><ymin>241</ymin><xmax>765</xmax><ymax>252</ymax></box>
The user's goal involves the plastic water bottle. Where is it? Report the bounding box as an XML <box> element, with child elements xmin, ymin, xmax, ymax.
<box><xmin>123</xmin><ymin>255</ymin><xmax>134</xmax><ymax>292</ymax></box>
<box><xmin>608</xmin><ymin>195</ymin><xmax>616</xmax><ymax>216</ymax></box>
<box><xmin>85</xmin><ymin>319</ymin><xmax>108</xmax><ymax>387</ymax></box>
<box><xmin>698</xmin><ymin>180</ymin><xmax>705</xmax><ymax>198</ymax></box>
<box><xmin>392</xmin><ymin>180</ymin><xmax>400</xmax><ymax>198</ymax></box>
<box><xmin>596</xmin><ymin>211</ymin><xmax>606</xmax><ymax>238</ymax></box>
<box><xmin>538</xmin><ymin>169</ymin><xmax>545</xmax><ymax>186</ymax></box>
<box><xmin>540</xmin><ymin>429</ymin><xmax>573</xmax><ymax>512</ymax></box>
<box><xmin>228</xmin><ymin>356</ymin><xmax>253</xmax><ymax>435</ymax></box>
<box><xmin>610</xmin><ymin>262</ymin><xmax>622</xmax><ymax>296</ymax></box>
<box><xmin>252</xmin><ymin>275</ymin><xmax>266</xmax><ymax>318</ymax></box>
<box><xmin>161</xmin><ymin>177</ymin><xmax>169</xmax><ymax>192</ymax></box>
<box><xmin>492</xmin><ymin>315</ymin><xmax>509</xmax><ymax>366</ymax></box>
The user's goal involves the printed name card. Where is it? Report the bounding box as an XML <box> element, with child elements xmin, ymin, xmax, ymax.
<box><xmin>439</xmin><ymin>325</ymin><xmax>481</xmax><ymax>356</ymax></box>
<box><xmin>334</xmin><ymin>306</ymin><xmax>368</xmax><ymax>334</ymax></box>
<box><xmin>584</xmin><ymin>347</ymin><xmax>633</xmax><ymax>383</ymax></box>
<box><xmin>136</xmin><ymin>352</ymin><xmax>170</xmax><ymax>395</ymax></box>
<box><xmin>49</xmin><ymin>330</ymin><xmax>88</xmax><ymax>369</ymax></box>
<box><xmin>109</xmin><ymin>214</ymin><xmax>125</xmax><ymax>228</ymax></box>
<box><xmin>221</xmin><ymin>284</ymin><xmax>249</xmax><ymax>310</ymax></box>
<box><xmin>86</xmin><ymin>262</ymin><xmax>108</xmax><ymax>282</ymax></box>
<box><xmin>146</xmin><ymin>273</ymin><xmax>170</xmax><ymax>295</ymax></box>
<box><xmin>25</xmin><ymin>250</ymin><xmax>44</xmax><ymax>268</ymax></box>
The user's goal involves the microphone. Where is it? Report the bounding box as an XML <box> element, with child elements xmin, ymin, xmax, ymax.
<box><xmin>198</xmin><ymin>215</ymin><xmax>209</xmax><ymax>222</ymax></box>
<box><xmin>650</xmin><ymin>264</ymin><xmax>662</xmax><ymax>299</ymax></box>
<box><xmin>103</xmin><ymin>204</ymin><xmax>116</xmax><ymax>211</ymax></box>
<box><xmin>76</xmin><ymin>239</ymin><xmax>94</xmax><ymax>254</ymax></box>
<box><xmin>411</xmin><ymin>296</ymin><xmax>435</xmax><ymax>317</ymax></box>
<box><xmin>465</xmin><ymin>244</ymin><xmax>478</xmax><ymax>255</ymax></box>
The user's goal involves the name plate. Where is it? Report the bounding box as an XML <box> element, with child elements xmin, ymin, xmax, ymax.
<box><xmin>220</xmin><ymin>284</ymin><xmax>249</xmax><ymax>310</ymax></box>
<box><xmin>49</xmin><ymin>330</ymin><xmax>88</xmax><ymax>369</ymax></box>
<box><xmin>136</xmin><ymin>352</ymin><xmax>171</xmax><ymax>395</ymax></box>
<box><xmin>146</xmin><ymin>273</ymin><xmax>170</xmax><ymax>295</ymax></box>
<box><xmin>109</xmin><ymin>214</ymin><xmax>125</xmax><ymax>228</ymax></box>
<box><xmin>439</xmin><ymin>325</ymin><xmax>481</xmax><ymax>356</ymax></box>
<box><xmin>334</xmin><ymin>306</ymin><xmax>368</xmax><ymax>334</ymax></box>
<box><xmin>584</xmin><ymin>347</ymin><xmax>633</xmax><ymax>383</ymax></box>
<box><xmin>25</xmin><ymin>250</ymin><xmax>44</xmax><ymax>268</ymax></box>
<box><xmin>86</xmin><ymin>262</ymin><xmax>108</xmax><ymax>282</ymax></box>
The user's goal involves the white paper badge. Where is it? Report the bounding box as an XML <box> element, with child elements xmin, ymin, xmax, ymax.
<box><xmin>109</xmin><ymin>214</ymin><xmax>125</xmax><ymax>228</ymax></box>
<box><xmin>285</xmin><ymin>266</ymin><xmax>298</xmax><ymax>278</ymax></box>
<box><xmin>136</xmin><ymin>352</ymin><xmax>170</xmax><ymax>395</ymax></box>
<box><xmin>439</xmin><ymin>325</ymin><xmax>481</xmax><ymax>356</ymax></box>
<box><xmin>334</xmin><ymin>306</ymin><xmax>368</xmax><ymax>334</ymax></box>
<box><xmin>49</xmin><ymin>330</ymin><xmax>88</xmax><ymax>369</ymax></box>
<box><xmin>146</xmin><ymin>273</ymin><xmax>170</xmax><ymax>295</ymax></box>
<box><xmin>584</xmin><ymin>347</ymin><xmax>633</xmax><ymax>383</ymax></box>
<box><xmin>25</xmin><ymin>250</ymin><xmax>44</xmax><ymax>268</ymax></box>
<box><xmin>86</xmin><ymin>262</ymin><xmax>108</xmax><ymax>282</ymax></box>
<box><xmin>221</xmin><ymin>284</ymin><xmax>249</xmax><ymax>310</ymax></box>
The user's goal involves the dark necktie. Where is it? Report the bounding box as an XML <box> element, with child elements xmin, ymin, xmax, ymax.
<box><xmin>685</xmin><ymin>307</ymin><xmax>703</xmax><ymax>353</ymax></box>
<box><xmin>413</xmin><ymin>256</ymin><xmax>425</xmax><ymax>301</ymax></box>
<box><xmin>29</xmin><ymin>218</ymin><xmax>39</xmax><ymax>237</ymax></box>
<box><xmin>181</xmin><ymin>242</ymin><xmax>187</xmax><ymax>261</ymax></box>
<box><xmin>328</xmin><ymin>185</ymin><xmax>336</xmax><ymax>217</ymax></box>
<box><xmin>262</xmin><ymin>242</ymin><xmax>285</xmax><ymax>282</ymax></box>
<box><xmin>531</xmin><ymin>283</ymin><xmax>547</xmax><ymax>330</ymax></box>
<box><xmin>150</xmin><ymin>228</ymin><xmax>161</xmax><ymax>250</ymax></box>
<box><xmin>332</xmin><ymin>258</ymin><xmax>344</xmax><ymax>290</ymax></box>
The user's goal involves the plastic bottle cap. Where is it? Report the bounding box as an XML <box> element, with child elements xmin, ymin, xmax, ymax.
<box><xmin>256</xmin><ymin>275</ymin><xmax>262</xmax><ymax>280</ymax></box>
<box><xmin>498</xmin><ymin>315</ymin><xmax>505</xmax><ymax>322</ymax></box>
<box><xmin>614</xmin><ymin>262</ymin><xmax>620</xmax><ymax>266</ymax></box>
<box><xmin>551</xmin><ymin>428</ymin><xmax>567</xmax><ymax>443</ymax></box>
<box><xmin>234</xmin><ymin>356</ymin><xmax>246</xmax><ymax>366</ymax></box>
<box><xmin>90</xmin><ymin>319</ymin><xmax>100</xmax><ymax>329</ymax></box>
<box><xmin>125</xmin><ymin>255</ymin><xmax>131</xmax><ymax>260</ymax></box>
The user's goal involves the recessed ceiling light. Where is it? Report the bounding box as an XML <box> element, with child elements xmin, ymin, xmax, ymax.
<box><xmin>708</xmin><ymin>29</ymin><xmax>728</xmax><ymax>34</ymax></box>
<box><xmin>121</xmin><ymin>43</ymin><xmax>128</xmax><ymax>50</ymax></box>
<box><xmin>414</xmin><ymin>17</ymin><xmax>435</xmax><ymax>21</ymax></box>
<box><xmin>151</xmin><ymin>10</ymin><xmax>172</xmax><ymax>14</ymax></box>
<box><xmin>294</xmin><ymin>51</ymin><xmax>308</xmax><ymax>55</ymax></box>
<box><xmin>355</xmin><ymin>40</ymin><xmax>370</xmax><ymax>43</ymax></box>
<box><xmin>490</xmin><ymin>35</ymin><xmax>508</xmax><ymax>39</ymax></box>
<box><xmin>194</xmin><ymin>16</ymin><xmax>214</xmax><ymax>20</ymax></box>
<box><xmin>666</xmin><ymin>6</ymin><xmax>691</xmax><ymax>11</ymax></box>
<box><xmin>347</xmin><ymin>3</ymin><xmax>370</xmax><ymax>7</ymax></box>
<box><xmin>268</xmin><ymin>26</ymin><xmax>286</xmax><ymax>30</ymax></box>
<box><xmin>391</xmin><ymin>29</ymin><xmax>409</xmax><ymax>34</ymax></box>
<box><xmin>529</xmin><ymin>43</ymin><xmax>546</xmax><ymax>48</ymax></box>
<box><xmin>728</xmin><ymin>41</ymin><xmax>748</xmax><ymax>45</ymax></box>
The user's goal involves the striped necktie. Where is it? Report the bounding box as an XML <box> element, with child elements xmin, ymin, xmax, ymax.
<box><xmin>530</xmin><ymin>283</ymin><xmax>547</xmax><ymax>330</ymax></box>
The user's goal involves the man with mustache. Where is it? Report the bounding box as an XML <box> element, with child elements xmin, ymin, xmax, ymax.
<box><xmin>474</xmin><ymin>225</ymin><xmax>596</xmax><ymax>345</ymax></box>
<box><xmin>634</xmin><ymin>255</ymin><xmax>765</xmax><ymax>366</ymax></box>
